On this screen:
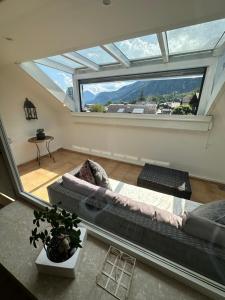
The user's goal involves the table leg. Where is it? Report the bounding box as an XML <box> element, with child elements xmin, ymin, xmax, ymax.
<box><xmin>35</xmin><ymin>143</ymin><xmax>41</xmax><ymax>166</ymax></box>
<box><xmin>46</xmin><ymin>140</ymin><xmax>55</xmax><ymax>162</ymax></box>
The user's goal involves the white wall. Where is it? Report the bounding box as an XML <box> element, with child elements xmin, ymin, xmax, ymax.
<box><xmin>60</xmin><ymin>96</ymin><xmax>225</xmax><ymax>183</ymax></box>
<box><xmin>0</xmin><ymin>64</ymin><xmax>64</xmax><ymax>165</ymax></box>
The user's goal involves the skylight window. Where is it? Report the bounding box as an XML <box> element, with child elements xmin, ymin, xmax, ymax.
<box><xmin>114</xmin><ymin>34</ymin><xmax>161</xmax><ymax>60</ymax></box>
<box><xmin>76</xmin><ymin>46</ymin><xmax>117</xmax><ymax>65</ymax></box>
<box><xmin>48</xmin><ymin>55</ymin><xmax>83</xmax><ymax>69</ymax></box>
<box><xmin>167</xmin><ymin>18</ymin><xmax>225</xmax><ymax>54</ymax></box>
<box><xmin>36</xmin><ymin>63</ymin><xmax>73</xmax><ymax>94</ymax></box>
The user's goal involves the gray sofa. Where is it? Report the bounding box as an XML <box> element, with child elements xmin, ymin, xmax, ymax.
<box><xmin>47</xmin><ymin>167</ymin><xmax>225</xmax><ymax>285</ymax></box>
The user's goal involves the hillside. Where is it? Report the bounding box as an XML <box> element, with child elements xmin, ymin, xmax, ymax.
<box><xmin>83</xmin><ymin>77</ymin><xmax>202</xmax><ymax>105</ymax></box>
<box><xmin>83</xmin><ymin>90</ymin><xmax>95</xmax><ymax>103</ymax></box>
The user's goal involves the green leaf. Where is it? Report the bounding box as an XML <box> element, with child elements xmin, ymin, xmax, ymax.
<box><xmin>72</xmin><ymin>213</ymin><xmax>77</xmax><ymax>219</ymax></box>
<box><xmin>40</xmin><ymin>232</ymin><xmax>45</xmax><ymax>240</ymax></box>
<box><xmin>34</xmin><ymin>210</ymin><xmax>39</xmax><ymax>219</ymax></box>
<box><xmin>62</xmin><ymin>209</ymin><xmax>67</xmax><ymax>217</ymax></box>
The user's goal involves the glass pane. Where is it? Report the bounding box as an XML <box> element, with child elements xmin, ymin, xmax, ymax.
<box><xmin>48</xmin><ymin>55</ymin><xmax>83</xmax><ymax>69</ymax></box>
<box><xmin>167</xmin><ymin>18</ymin><xmax>225</xmax><ymax>54</ymax></box>
<box><xmin>36</xmin><ymin>63</ymin><xmax>73</xmax><ymax>95</ymax></box>
<box><xmin>80</xmin><ymin>71</ymin><xmax>204</xmax><ymax>115</ymax></box>
<box><xmin>114</xmin><ymin>34</ymin><xmax>161</xmax><ymax>60</ymax></box>
<box><xmin>76</xmin><ymin>46</ymin><xmax>117</xmax><ymax>65</ymax></box>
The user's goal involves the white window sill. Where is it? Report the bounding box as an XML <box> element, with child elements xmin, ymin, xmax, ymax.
<box><xmin>71</xmin><ymin>112</ymin><xmax>212</xmax><ymax>132</ymax></box>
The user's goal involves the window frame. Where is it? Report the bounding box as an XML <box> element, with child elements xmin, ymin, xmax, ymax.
<box><xmin>78</xmin><ymin>67</ymin><xmax>207</xmax><ymax>114</ymax></box>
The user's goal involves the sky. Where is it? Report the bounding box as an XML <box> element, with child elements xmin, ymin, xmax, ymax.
<box><xmin>36</xmin><ymin>18</ymin><xmax>225</xmax><ymax>95</ymax></box>
<box><xmin>37</xmin><ymin>64</ymin><xmax>73</xmax><ymax>93</ymax></box>
<box><xmin>82</xmin><ymin>80</ymin><xmax>135</xmax><ymax>95</ymax></box>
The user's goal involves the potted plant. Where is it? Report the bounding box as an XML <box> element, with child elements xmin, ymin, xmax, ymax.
<box><xmin>36</xmin><ymin>128</ymin><xmax>45</xmax><ymax>140</ymax></box>
<box><xmin>30</xmin><ymin>205</ymin><xmax>87</xmax><ymax>278</ymax></box>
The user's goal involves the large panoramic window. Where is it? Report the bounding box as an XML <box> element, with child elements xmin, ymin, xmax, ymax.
<box><xmin>79</xmin><ymin>68</ymin><xmax>206</xmax><ymax>115</ymax></box>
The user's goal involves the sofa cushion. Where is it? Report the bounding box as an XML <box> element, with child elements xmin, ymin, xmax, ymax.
<box><xmin>63</xmin><ymin>173</ymin><xmax>98</xmax><ymax>196</ymax></box>
<box><xmin>110</xmin><ymin>190</ymin><xmax>182</xmax><ymax>228</ymax></box>
<box><xmin>62</xmin><ymin>173</ymin><xmax>113</xmax><ymax>210</ymax></box>
<box><xmin>186</xmin><ymin>200</ymin><xmax>225</xmax><ymax>224</ymax></box>
<box><xmin>88</xmin><ymin>159</ymin><xmax>112</xmax><ymax>190</ymax></box>
<box><xmin>182</xmin><ymin>200</ymin><xmax>225</xmax><ymax>247</ymax></box>
<box><xmin>62</xmin><ymin>173</ymin><xmax>181</xmax><ymax>228</ymax></box>
<box><xmin>109</xmin><ymin>178</ymin><xmax>200</xmax><ymax>215</ymax></box>
<box><xmin>77</xmin><ymin>160</ymin><xmax>96</xmax><ymax>185</ymax></box>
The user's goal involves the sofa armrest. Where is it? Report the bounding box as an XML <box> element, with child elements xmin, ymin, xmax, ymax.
<box><xmin>47</xmin><ymin>181</ymin><xmax>86</xmax><ymax>213</ymax></box>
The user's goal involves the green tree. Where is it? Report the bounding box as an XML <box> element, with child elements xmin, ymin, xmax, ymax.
<box><xmin>90</xmin><ymin>103</ymin><xmax>106</xmax><ymax>112</ymax></box>
<box><xmin>105</xmin><ymin>100</ymin><xmax>112</xmax><ymax>106</ymax></box>
<box><xmin>138</xmin><ymin>89</ymin><xmax>145</xmax><ymax>102</ymax></box>
<box><xmin>130</xmin><ymin>99</ymin><xmax>137</xmax><ymax>104</ymax></box>
<box><xmin>172</xmin><ymin>104</ymin><xmax>192</xmax><ymax>115</ymax></box>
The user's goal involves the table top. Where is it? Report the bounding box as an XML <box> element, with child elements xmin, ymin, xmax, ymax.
<box><xmin>138</xmin><ymin>163</ymin><xmax>191</xmax><ymax>192</ymax></box>
<box><xmin>28</xmin><ymin>136</ymin><xmax>54</xmax><ymax>143</ymax></box>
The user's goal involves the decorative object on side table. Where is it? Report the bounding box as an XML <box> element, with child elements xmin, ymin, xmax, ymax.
<box><xmin>36</xmin><ymin>128</ymin><xmax>45</xmax><ymax>140</ymax></box>
<box><xmin>24</xmin><ymin>98</ymin><xmax>38</xmax><ymax>120</ymax></box>
<box><xmin>30</xmin><ymin>204</ymin><xmax>87</xmax><ymax>278</ymax></box>
<box><xmin>96</xmin><ymin>246</ymin><xmax>136</xmax><ymax>300</ymax></box>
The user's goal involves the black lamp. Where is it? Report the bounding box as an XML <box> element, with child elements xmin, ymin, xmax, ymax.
<box><xmin>24</xmin><ymin>98</ymin><xmax>38</xmax><ymax>120</ymax></box>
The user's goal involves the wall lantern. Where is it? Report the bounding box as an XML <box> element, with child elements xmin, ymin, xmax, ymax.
<box><xmin>24</xmin><ymin>98</ymin><xmax>38</xmax><ymax>120</ymax></box>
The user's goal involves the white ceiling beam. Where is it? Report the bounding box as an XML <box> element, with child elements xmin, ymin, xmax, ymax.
<box><xmin>74</xmin><ymin>56</ymin><xmax>215</xmax><ymax>80</ymax></box>
<box><xmin>101</xmin><ymin>44</ymin><xmax>130</xmax><ymax>68</ymax></box>
<box><xmin>63</xmin><ymin>52</ymin><xmax>99</xmax><ymax>71</ymax></box>
<box><xmin>34</xmin><ymin>58</ymin><xmax>74</xmax><ymax>73</ymax></box>
<box><xmin>157</xmin><ymin>32</ymin><xmax>169</xmax><ymax>63</ymax></box>
<box><xmin>213</xmin><ymin>40</ymin><xmax>225</xmax><ymax>56</ymax></box>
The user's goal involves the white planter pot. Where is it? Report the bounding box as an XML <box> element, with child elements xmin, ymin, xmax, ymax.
<box><xmin>35</xmin><ymin>227</ymin><xmax>87</xmax><ymax>278</ymax></box>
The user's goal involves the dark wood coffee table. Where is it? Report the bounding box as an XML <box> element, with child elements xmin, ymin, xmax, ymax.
<box><xmin>137</xmin><ymin>163</ymin><xmax>192</xmax><ymax>199</ymax></box>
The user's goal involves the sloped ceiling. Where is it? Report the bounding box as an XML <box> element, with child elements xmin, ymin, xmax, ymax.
<box><xmin>0</xmin><ymin>0</ymin><xmax>225</xmax><ymax>66</ymax></box>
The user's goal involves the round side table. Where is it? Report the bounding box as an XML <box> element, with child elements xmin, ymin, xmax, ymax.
<box><xmin>28</xmin><ymin>136</ymin><xmax>55</xmax><ymax>166</ymax></box>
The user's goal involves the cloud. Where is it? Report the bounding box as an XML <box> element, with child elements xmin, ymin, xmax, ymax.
<box><xmin>58</xmin><ymin>72</ymin><xmax>73</xmax><ymax>86</ymax></box>
<box><xmin>53</xmin><ymin>71</ymin><xmax>72</xmax><ymax>92</ymax></box>
<box><xmin>115</xmin><ymin>34</ymin><xmax>161</xmax><ymax>59</ymax></box>
<box><xmin>77</xmin><ymin>47</ymin><xmax>115</xmax><ymax>64</ymax></box>
<box><xmin>167</xmin><ymin>18</ymin><xmax>225</xmax><ymax>53</ymax></box>
<box><xmin>83</xmin><ymin>80</ymin><xmax>135</xmax><ymax>94</ymax></box>
<box><xmin>115</xmin><ymin>18</ymin><xmax>225</xmax><ymax>58</ymax></box>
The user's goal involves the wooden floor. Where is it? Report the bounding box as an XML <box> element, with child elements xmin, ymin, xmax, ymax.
<box><xmin>18</xmin><ymin>148</ymin><xmax>225</xmax><ymax>204</ymax></box>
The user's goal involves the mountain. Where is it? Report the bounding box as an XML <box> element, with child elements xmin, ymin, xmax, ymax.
<box><xmin>83</xmin><ymin>90</ymin><xmax>96</xmax><ymax>103</ymax></box>
<box><xmin>86</xmin><ymin>77</ymin><xmax>201</xmax><ymax>105</ymax></box>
